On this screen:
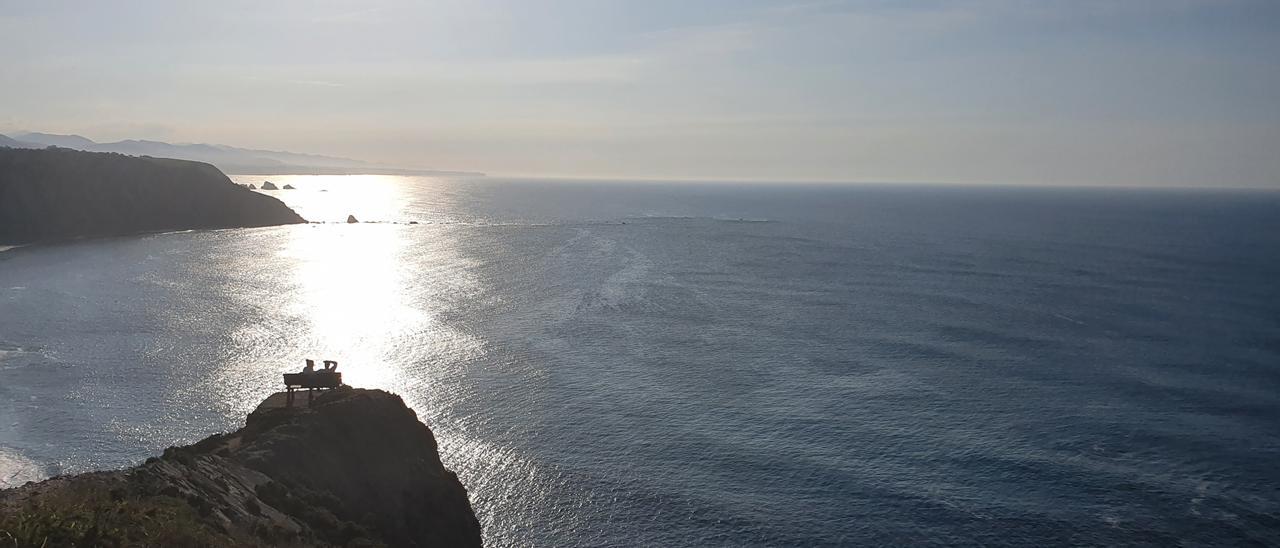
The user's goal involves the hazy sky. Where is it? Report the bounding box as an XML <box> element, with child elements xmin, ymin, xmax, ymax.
<box><xmin>2</xmin><ymin>0</ymin><xmax>1278</xmax><ymax>186</ymax></box>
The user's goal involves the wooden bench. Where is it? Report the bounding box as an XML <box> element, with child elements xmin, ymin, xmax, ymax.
<box><xmin>283</xmin><ymin>370</ymin><xmax>342</xmax><ymax>406</ymax></box>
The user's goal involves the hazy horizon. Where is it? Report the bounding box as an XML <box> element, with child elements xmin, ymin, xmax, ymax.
<box><xmin>2</xmin><ymin>0</ymin><xmax>1278</xmax><ymax>187</ymax></box>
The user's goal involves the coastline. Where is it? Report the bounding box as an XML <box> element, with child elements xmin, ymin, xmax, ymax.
<box><xmin>0</xmin><ymin>448</ymin><xmax>43</xmax><ymax>490</ymax></box>
<box><xmin>0</xmin><ymin>341</ymin><xmax>45</xmax><ymax>491</ymax></box>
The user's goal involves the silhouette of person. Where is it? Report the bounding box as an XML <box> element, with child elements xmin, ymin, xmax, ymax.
<box><xmin>304</xmin><ymin>359</ymin><xmax>316</xmax><ymax>373</ymax></box>
<box><xmin>323</xmin><ymin>360</ymin><xmax>338</xmax><ymax>372</ymax></box>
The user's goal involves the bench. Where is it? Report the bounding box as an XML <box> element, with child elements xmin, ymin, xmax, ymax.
<box><xmin>283</xmin><ymin>370</ymin><xmax>342</xmax><ymax>406</ymax></box>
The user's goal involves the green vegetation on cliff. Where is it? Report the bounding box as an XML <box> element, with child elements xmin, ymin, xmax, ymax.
<box><xmin>0</xmin><ymin>146</ymin><xmax>305</xmax><ymax>245</ymax></box>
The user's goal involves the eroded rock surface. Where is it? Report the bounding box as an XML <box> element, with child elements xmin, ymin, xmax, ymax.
<box><xmin>0</xmin><ymin>388</ymin><xmax>481</xmax><ymax>547</ymax></box>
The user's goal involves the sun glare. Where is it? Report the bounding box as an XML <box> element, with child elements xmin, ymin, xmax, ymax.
<box><xmin>282</xmin><ymin>222</ymin><xmax>423</xmax><ymax>390</ymax></box>
<box><xmin>233</xmin><ymin>174</ymin><xmax>410</xmax><ymax>223</ymax></box>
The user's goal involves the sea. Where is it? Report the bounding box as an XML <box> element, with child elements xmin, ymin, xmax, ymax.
<box><xmin>1</xmin><ymin>176</ymin><xmax>1278</xmax><ymax>546</ymax></box>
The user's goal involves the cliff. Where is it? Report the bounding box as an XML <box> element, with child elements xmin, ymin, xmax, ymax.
<box><xmin>5</xmin><ymin>132</ymin><xmax>485</xmax><ymax>177</ymax></box>
<box><xmin>0</xmin><ymin>146</ymin><xmax>305</xmax><ymax>245</ymax></box>
<box><xmin>0</xmin><ymin>388</ymin><xmax>482</xmax><ymax>547</ymax></box>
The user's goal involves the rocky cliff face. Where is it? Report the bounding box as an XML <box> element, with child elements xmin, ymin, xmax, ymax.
<box><xmin>0</xmin><ymin>146</ymin><xmax>305</xmax><ymax>244</ymax></box>
<box><xmin>0</xmin><ymin>388</ymin><xmax>482</xmax><ymax>547</ymax></box>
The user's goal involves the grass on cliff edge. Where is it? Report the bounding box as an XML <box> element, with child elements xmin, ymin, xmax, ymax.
<box><xmin>0</xmin><ymin>482</ymin><xmax>230</xmax><ymax>548</ymax></box>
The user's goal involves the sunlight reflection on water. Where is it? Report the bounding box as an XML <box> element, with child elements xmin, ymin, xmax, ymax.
<box><xmin>176</xmin><ymin>177</ymin><xmax>490</xmax><ymax>429</ymax></box>
<box><xmin>232</xmin><ymin>174</ymin><xmax>412</xmax><ymax>223</ymax></box>
<box><xmin>210</xmin><ymin>179</ymin><xmax>511</xmax><ymax>535</ymax></box>
<box><xmin>281</xmin><ymin>224</ymin><xmax>422</xmax><ymax>389</ymax></box>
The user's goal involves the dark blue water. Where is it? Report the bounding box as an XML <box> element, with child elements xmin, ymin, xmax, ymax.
<box><xmin>2</xmin><ymin>179</ymin><xmax>1279</xmax><ymax>545</ymax></box>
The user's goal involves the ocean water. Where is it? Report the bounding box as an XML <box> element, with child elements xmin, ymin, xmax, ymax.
<box><xmin>1</xmin><ymin>176</ymin><xmax>1279</xmax><ymax>546</ymax></box>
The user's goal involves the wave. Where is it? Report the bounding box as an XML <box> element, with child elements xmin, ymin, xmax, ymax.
<box><xmin>0</xmin><ymin>342</ymin><xmax>25</xmax><ymax>364</ymax></box>
<box><xmin>624</xmin><ymin>215</ymin><xmax>774</xmax><ymax>223</ymax></box>
<box><xmin>0</xmin><ymin>448</ymin><xmax>45</xmax><ymax>489</ymax></box>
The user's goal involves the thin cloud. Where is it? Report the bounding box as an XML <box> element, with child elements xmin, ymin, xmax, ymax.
<box><xmin>242</xmin><ymin>75</ymin><xmax>346</xmax><ymax>88</ymax></box>
<box><xmin>310</xmin><ymin>6</ymin><xmax>389</xmax><ymax>24</ymax></box>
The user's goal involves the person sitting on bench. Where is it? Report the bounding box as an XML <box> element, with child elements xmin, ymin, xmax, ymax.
<box><xmin>303</xmin><ymin>359</ymin><xmax>316</xmax><ymax>373</ymax></box>
<box><xmin>323</xmin><ymin>360</ymin><xmax>338</xmax><ymax>372</ymax></box>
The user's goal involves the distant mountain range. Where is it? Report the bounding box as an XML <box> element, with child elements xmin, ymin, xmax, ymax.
<box><xmin>0</xmin><ymin>132</ymin><xmax>482</xmax><ymax>177</ymax></box>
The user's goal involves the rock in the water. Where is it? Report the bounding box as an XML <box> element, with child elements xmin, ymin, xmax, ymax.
<box><xmin>346</xmin><ymin>214</ymin><xmax>358</xmax><ymax>224</ymax></box>
<box><xmin>260</xmin><ymin>181</ymin><xmax>279</xmax><ymax>190</ymax></box>
<box><xmin>282</xmin><ymin>184</ymin><xmax>295</xmax><ymax>190</ymax></box>
<box><xmin>0</xmin><ymin>388</ymin><xmax>482</xmax><ymax>547</ymax></box>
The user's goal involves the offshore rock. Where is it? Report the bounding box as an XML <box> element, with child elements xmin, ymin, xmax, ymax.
<box><xmin>0</xmin><ymin>388</ymin><xmax>482</xmax><ymax>547</ymax></box>
<box><xmin>260</xmin><ymin>181</ymin><xmax>279</xmax><ymax>190</ymax></box>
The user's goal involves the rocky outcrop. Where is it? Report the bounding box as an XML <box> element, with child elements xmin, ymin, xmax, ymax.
<box><xmin>0</xmin><ymin>147</ymin><xmax>305</xmax><ymax>244</ymax></box>
<box><xmin>282</xmin><ymin>184</ymin><xmax>296</xmax><ymax>190</ymax></box>
<box><xmin>260</xmin><ymin>181</ymin><xmax>279</xmax><ymax>190</ymax></box>
<box><xmin>0</xmin><ymin>388</ymin><xmax>481</xmax><ymax>547</ymax></box>
<box><xmin>347</xmin><ymin>215</ymin><xmax>359</xmax><ymax>224</ymax></box>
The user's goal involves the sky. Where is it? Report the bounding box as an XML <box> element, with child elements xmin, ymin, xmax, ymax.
<box><xmin>1</xmin><ymin>0</ymin><xmax>1278</xmax><ymax>186</ymax></box>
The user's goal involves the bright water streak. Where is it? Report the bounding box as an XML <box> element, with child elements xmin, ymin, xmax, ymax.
<box><xmin>1</xmin><ymin>177</ymin><xmax>1279</xmax><ymax>546</ymax></box>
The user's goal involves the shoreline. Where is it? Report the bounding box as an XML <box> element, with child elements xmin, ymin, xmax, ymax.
<box><xmin>0</xmin><ymin>448</ymin><xmax>44</xmax><ymax>490</ymax></box>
